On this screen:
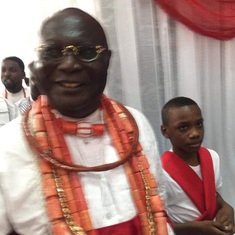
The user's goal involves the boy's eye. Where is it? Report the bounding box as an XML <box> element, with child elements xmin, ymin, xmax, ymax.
<box><xmin>179</xmin><ymin>125</ymin><xmax>188</xmax><ymax>131</ymax></box>
<box><xmin>197</xmin><ymin>122</ymin><xmax>203</xmax><ymax>128</ymax></box>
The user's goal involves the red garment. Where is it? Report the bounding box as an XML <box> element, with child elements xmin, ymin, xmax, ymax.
<box><xmin>161</xmin><ymin>147</ymin><xmax>218</xmax><ymax>221</ymax></box>
<box><xmin>11</xmin><ymin>216</ymin><xmax>142</xmax><ymax>235</ymax></box>
<box><xmin>96</xmin><ymin>215</ymin><xmax>142</xmax><ymax>235</ymax></box>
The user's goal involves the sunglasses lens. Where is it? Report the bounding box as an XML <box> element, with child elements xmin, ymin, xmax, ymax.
<box><xmin>36</xmin><ymin>45</ymin><xmax>106</xmax><ymax>63</ymax></box>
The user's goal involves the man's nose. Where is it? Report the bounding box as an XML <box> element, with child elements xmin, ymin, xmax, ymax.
<box><xmin>57</xmin><ymin>55</ymin><xmax>83</xmax><ymax>72</ymax></box>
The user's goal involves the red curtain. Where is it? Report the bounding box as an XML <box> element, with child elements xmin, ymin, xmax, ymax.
<box><xmin>155</xmin><ymin>0</ymin><xmax>235</xmax><ymax>40</ymax></box>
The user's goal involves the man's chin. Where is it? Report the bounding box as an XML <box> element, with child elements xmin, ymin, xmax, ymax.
<box><xmin>4</xmin><ymin>84</ymin><xmax>15</xmax><ymax>90</ymax></box>
<box><xmin>52</xmin><ymin>101</ymin><xmax>93</xmax><ymax>118</ymax></box>
<box><xmin>4</xmin><ymin>79</ymin><xmax>15</xmax><ymax>88</ymax></box>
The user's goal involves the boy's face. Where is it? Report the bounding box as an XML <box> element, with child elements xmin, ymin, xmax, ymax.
<box><xmin>161</xmin><ymin>104</ymin><xmax>204</xmax><ymax>159</ymax></box>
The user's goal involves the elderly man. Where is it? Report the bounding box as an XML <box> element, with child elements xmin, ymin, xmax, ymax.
<box><xmin>0</xmin><ymin>8</ymin><xmax>174</xmax><ymax>235</ymax></box>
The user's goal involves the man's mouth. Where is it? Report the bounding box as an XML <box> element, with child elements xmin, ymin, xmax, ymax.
<box><xmin>3</xmin><ymin>79</ymin><xmax>14</xmax><ymax>87</ymax></box>
<box><xmin>58</xmin><ymin>82</ymin><xmax>82</xmax><ymax>88</ymax></box>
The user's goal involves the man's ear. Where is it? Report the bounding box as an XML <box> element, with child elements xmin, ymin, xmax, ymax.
<box><xmin>161</xmin><ymin>125</ymin><xmax>169</xmax><ymax>139</ymax></box>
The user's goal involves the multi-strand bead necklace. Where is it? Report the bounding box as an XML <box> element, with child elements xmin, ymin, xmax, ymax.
<box><xmin>23</xmin><ymin>95</ymin><xmax>168</xmax><ymax>235</ymax></box>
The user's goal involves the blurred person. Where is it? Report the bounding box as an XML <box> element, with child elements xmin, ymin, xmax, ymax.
<box><xmin>0</xmin><ymin>8</ymin><xmax>174</xmax><ymax>235</ymax></box>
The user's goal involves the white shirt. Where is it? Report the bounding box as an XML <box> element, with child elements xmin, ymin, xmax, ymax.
<box><xmin>1</xmin><ymin>87</ymin><xmax>30</xmax><ymax>104</ymax></box>
<box><xmin>164</xmin><ymin>148</ymin><xmax>222</xmax><ymax>223</ymax></box>
<box><xmin>1</xmin><ymin>87</ymin><xmax>31</xmax><ymax>116</ymax></box>
<box><xmin>0</xmin><ymin>97</ymin><xmax>17</xmax><ymax>128</ymax></box>
<box><xmin>0</xmin><ymin>106</ymin><xmax>174</xmax><ymax>235</ymax></box>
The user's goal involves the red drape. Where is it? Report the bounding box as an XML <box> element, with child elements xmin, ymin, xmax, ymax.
<box><xmin>155</xmin><ymin>0</ymin><xmax>235</xmax><ymax>40</ymax></box>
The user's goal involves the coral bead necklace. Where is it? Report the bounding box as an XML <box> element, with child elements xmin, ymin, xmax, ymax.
<box><xmin>23</xmin><ymin>95</ymin><xmax>168</xmax><ymax>235</ymax></box>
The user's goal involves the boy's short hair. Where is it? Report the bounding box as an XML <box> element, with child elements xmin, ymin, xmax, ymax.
<box><xmin>161</xmin><ymin>97</ymin><xmax>198</xmax><ymax>125</ymax></box>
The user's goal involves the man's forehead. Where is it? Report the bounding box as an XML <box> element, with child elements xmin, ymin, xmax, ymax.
<box><xmin>39</xmin><ymin>9</ymin><xmax>107</xmax><ymax>47</ymax></box>
<box><xmin>2</xmin><ymin>60</ymin><xmax>20</xmax><ymax>67</ymax></box>
<box><xmin>40</xmin><ymin>21</ymin><xmax>106</xmax><ymax>47</ymax></box>
<box><xmin>43</xmin><ymin>14</ymin><xmax>97</xmax><ymax>34</ymax></box>
<box><xmin>42</xmin><ymin>10</ymin><xmax>95</xmax><ymax>30</ymax></box>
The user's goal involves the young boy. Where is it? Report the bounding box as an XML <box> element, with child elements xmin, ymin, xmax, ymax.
<box><xmin>161</xmin><ymin>96</ymin><xmax>234</xmax><ymax>235</ymax></box>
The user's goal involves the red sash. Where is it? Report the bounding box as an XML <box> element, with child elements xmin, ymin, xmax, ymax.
<box><xmin>161</xmin><ymin>147</ymin><xmax>218</xmax><ymax>221</ymax></box>
<box><xmin>96</xmin><ymin>215</ymin><xmax>142</xmax><ymax>235</ymax></box>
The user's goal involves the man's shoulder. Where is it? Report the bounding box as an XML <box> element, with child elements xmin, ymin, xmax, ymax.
<box><xmin>0</xmin><ymin>117</ymin><xmax>26</xmax><ymax>160</ymax></box>
<box><xmin>0</xmin><ymin>97</ymin><xmax>9</xmax><ymax>114</ymax></box>
<box><xmin>0</xmin><ymin>96</ymin><xmax>7</xmax><ymax>105</ymax></box>
<box><xmin>0</xmin><ymin>87</ymin><xmax>5</xmax><ymax>96</ymax></box>
<box><xmin>0</xmin><ymin>97</ymin><xmax>18</xmax><ymax>125</ymax></box>
<box><xmin>125</xmin><ymin>106</ymin><xmax>149</xmax><ymax>124</ymax></box>
<box><xmin>0</xmin><ymin>116</ymin><xmax>22</xmax><ymax>135</ymax></box>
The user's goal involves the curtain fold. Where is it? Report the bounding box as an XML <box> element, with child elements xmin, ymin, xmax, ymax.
<box><xmin>155</xmin><ymin>0</ymin><xmax>235</xmax><ymax>40</ymax></box>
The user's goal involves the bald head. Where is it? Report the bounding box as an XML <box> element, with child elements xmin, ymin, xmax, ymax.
<box><xmin>39</xmin><ymin>8</ymin><xmax>108</xmax><ymax>48</ymax></box>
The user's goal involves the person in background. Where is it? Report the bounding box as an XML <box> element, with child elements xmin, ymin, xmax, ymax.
<box><xmin>0</xmin><ymin>8</ymin><xmax>174</xmax><ymax>235</ymax></box>
<box><xmin>1</xmin><ymin>56</ymin><xmax>30</xmax><ymax>115</ymax></box>
<box><xmin>160</xmin><ymin>96</ymin><xmax>234</xmax><ymax>235</ymax></box>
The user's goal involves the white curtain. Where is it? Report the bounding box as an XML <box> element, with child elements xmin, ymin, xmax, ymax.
<box><xmin>1</xmin><ymin>0</ymin><xmax>235</xmax><ymax>208</ymax></box>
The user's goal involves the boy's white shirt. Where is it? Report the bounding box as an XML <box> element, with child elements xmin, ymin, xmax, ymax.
<box><xmin>164</xmin><ymin>148</ymin><xmax>222</xmax><ymax>223</ymax></box>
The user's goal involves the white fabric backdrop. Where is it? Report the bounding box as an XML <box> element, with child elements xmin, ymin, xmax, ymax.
<box><xmin>0</xmin><ymin>0</ymin><xmax>235</xmax><ymax>208</ymax></box>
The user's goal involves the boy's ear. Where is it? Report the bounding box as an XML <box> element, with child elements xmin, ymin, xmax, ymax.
<box><xmin>161</xmin><ymin>125</ymin><xmax>169</xmax><ymax>139</ymax></box>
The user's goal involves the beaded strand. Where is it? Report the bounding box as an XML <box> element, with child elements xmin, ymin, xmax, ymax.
<box><xmin>23</xmin><ymin>95</ymin><xmax>168</xmax><ymax>235</ymax></box>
